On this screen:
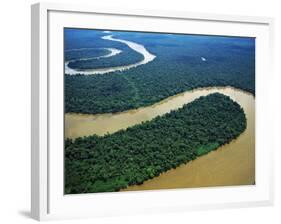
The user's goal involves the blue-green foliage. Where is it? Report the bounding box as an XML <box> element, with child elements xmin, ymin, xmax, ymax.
<box><xmin>67</xmin><ymin>50</ymin><xmax>144</xmax><ymax>70</ymax></box>
<box><xmin>64</xmin><ymin>29</ymin><xmax>255</xmax><ymax>114</ymax></box>
<box><xmin>65</xmin><ymin>48</ymin><xmax>109</xmax><ymax>61</ymax></box>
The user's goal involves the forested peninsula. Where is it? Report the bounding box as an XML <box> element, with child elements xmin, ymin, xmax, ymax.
<box><xmin>65</xmin><ymin>93</ymin><xmax>247</xmax><ymax>194</ymax></box>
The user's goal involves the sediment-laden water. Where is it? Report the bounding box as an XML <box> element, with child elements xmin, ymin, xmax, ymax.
<box><xmin>65</xmin><ymin>86</ymin><xmax>255</xmax><ymax>190</ymax></box>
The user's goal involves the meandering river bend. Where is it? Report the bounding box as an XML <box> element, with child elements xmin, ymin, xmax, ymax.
<box><xmin>65</xmin><ymin>86</ymin><xmax>255</xmax><ymax>190</ymax></box>
<box><xmin>65</xmin><ymin>35</ymin><xmax>156</xmax><ymax>75</ymax></box>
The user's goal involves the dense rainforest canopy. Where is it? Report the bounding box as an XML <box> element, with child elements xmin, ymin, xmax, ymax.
<box><xmin>65</xmin><ymin>93</ymin><xmax>247</xmax><ymax>194</ymax></box>
<box><xmin>64</xmin><ymin>31</ymin><xmax>255</xmax><ymax>114</ymax></box>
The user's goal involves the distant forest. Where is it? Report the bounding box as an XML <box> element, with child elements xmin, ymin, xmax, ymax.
<box><xmin>65</xmin><ymin>93</ymin><xmax>247</xmax><ymax>194</ymax></box>
<box><xmin>68</xmin><ymin>48</ymin><xmax>144</xmax><ymax>70</ymax></box>
<box><xmin>65</xmin><ymin>33</ymin><xmax>255</xmax><ymax>114</ymax></box>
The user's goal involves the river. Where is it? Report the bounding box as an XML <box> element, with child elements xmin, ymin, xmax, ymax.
<box><xmin>65</xmin><ymin>86</ymin><xmax>255</xmax><ymax>190</ymax></box>
<box><xmin>65</xmin><ymin>35</ymin><xmax>156</xmax><ymax>75</ymax></box>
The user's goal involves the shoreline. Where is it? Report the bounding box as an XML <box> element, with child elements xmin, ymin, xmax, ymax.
<box><xmin>65</xmin><ymin>86</ymin><xmax>255</xmax><ymax>191</ymax></box>
<box><xmin>65</xmin><ymin>86</ymin><xmax>254</xmax><ymax>139</ymax></box>
<box><xmin>122</xmin><ymin>87</ymin><xmax>255</xmax><ymax>191</ymax></box>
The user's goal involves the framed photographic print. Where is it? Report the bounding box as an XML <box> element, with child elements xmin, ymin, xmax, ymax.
<box><xmin>31</xmin><ymin>2</ymin><xmax>274</xmax><ymax>221</ymax></box>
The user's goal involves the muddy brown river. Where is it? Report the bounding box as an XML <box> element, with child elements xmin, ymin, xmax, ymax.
<box><xmin>65</xmin><ymin>86</ymin><xmax>255</xmax><ymax>190</ymax></box>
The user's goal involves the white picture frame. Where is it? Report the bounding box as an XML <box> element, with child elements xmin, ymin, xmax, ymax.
<box><xmin>31</xmin><ymin>2</ymin><xmax>274</xmax><ymax>221</ymax></box>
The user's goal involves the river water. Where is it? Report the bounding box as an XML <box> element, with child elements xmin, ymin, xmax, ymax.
<box><xmin>65</xmin><ymin>86</ymin><xmax>255</xmax><ymax>190</ymax></box>
<box><xmin>65</xmin><ymin>35</ymin><xmax>156</xmax><ymax>75</ymax></box>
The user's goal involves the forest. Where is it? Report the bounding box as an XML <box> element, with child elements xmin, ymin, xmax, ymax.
<box><xmin>67</xmin><ymin>48</ymin><xmax>144</xmax><ymax>70</ymax></box>
<box><xmin>65</xmin><ymin>93</ymin><xmax>247</xmax><ymax>194</ymax></box>
<box><xmin>65</xmin><ymin>48</ymin><xmax>109</xmax><ymax>61</ymax></box>
<box><xmin>65</xmin><ymin>32</ymin><xmax>255</xmax><ymax>114</ymax></box>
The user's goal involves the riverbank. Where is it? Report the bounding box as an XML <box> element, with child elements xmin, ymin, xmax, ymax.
<box><xmin>122</xmin><ymin>87</ymin><xmax>255</xmax><ymax>190</ymax></box>
<box><xmin>65</xmin><ymin>86</ymin><xmax>254</xmax><ymax>139</ymax></box>
<box><xmin>65</xmin><ymin>86</ymin><xmax>255</xmax><ymax>190</ymax></box>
